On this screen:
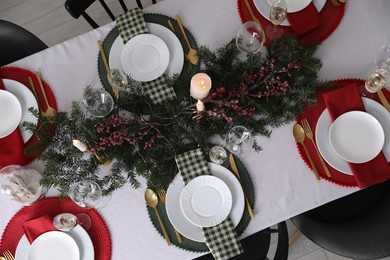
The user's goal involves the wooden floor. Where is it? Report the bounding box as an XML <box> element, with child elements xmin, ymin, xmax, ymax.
<box><xmin>2</xmin><ymin>0</ymin><xmax>390</xmax><ymax>259</ymax></box>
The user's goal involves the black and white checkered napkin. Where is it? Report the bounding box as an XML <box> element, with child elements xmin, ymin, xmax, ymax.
<box><xmin>115</xmin><ymin>8</ymin><xmax>176</xmax><ymax>104</ymax></box>
<box><xmin>175</xmin><ymin>149</ymin><xmax>244</xmax><ymax>260</ymax></box>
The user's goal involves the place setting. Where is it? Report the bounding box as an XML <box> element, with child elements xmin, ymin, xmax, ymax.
<box><xmin>294</xmin><ymin>54</ymin><xmax>390</xmax><ymax>187</ymax></box>
<box><xmin>237</xmin><ymin>0</ymin><xmax>346</xmax><ymax>45</ymax></box>
<box><xmin>97</xmin><ymin>8</ymin><xmax>200</xmax><ymax>102</ymax></box>
<box><xmin>0</xmin><ymin>67</ymin><xmax>57</xmax><ymax>169</ymax></box>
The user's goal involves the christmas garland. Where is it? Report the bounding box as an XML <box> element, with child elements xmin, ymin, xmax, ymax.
<box><xmin>25</xmin><ymin>36</ymin><xmax>329</xmax><ymax>197</ymax></box>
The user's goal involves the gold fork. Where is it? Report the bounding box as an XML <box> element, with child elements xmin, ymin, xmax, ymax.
<box><xmin>3</xmin><ymin>250</ymin><xmax>14</xmax><ymax>260</ymax></box>
<box><xmin>331</xmin><ymin>0</ymin><xmax>341</xmax><ymax>7</ymax></box>
<box><xmin>157</xmin><ymin>184</ymin><xmax>183</xmax><ymax>243</ymax></box>
<box><xmin>301</xmin><ymin>119</ymin><xmax>332</xmax><ymax>178</ymax></box>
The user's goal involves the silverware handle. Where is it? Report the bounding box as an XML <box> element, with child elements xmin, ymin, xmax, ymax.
<box><xmin>174</xmin><ymin>228</ymin><xmax>183</xmax><ymax>243</ymax></box>
<box><xmin>309</xmin><ymin>138</ymin><xmax>332</xmax><ymax>178</ymax></box>
<box><xmin>378</xmin><ymin>89</ymin><xmax>390</xmax><ymax>112</ymax></box>
<box><xmin>301</xmin><ymin>142</ymin><xmax>320</xmax><ymax>180</ymax></box>
<box><xmin>154</xmin><ymin>208</ymin><xmax>171</xmax><ymax>246</ymax></box>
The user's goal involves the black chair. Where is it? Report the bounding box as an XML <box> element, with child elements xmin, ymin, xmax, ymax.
<box><xmin>0</xmin><ymin>20</ymin><xmax>48</xmax><ymax>67</ymax></box>
<box><xmin>194</xmin><ymin>222</ymin><xmax>289</xmax><ymax>260</ymax></box>
<box><xmin>291</xmin><ymin>180</ymin><xmax>390</xmax><ymax>259</ymax></box>
<box><xmin>65</xmin><ymin>0</ymin><xmax>157</xmax><ymax>29</ymax></box>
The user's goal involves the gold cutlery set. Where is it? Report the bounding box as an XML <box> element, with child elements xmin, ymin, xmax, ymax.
<box><xmin>28</xmin><ymin>73</ymin><xmax>56</xmax><ymax>118</ymax></box>
<box><xmin>1</xmin><ymin>250</ymin><xmax>14</xmax><ymax>260</ymax></box>
<box><xmin>294</xmin><ymin>118</ymin><xmax>332</xmax><ymax>180</ymax></box>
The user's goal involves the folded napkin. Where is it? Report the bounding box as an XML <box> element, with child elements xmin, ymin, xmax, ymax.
<box><xmin>0</xmin><ymin>77</ymin><xmax>26</xmax><ymax>169</ymax></box>
<box><xmin>175</xmin><ymin>149</ymin><xmax>243</xmax><ymax>260</ymax></box>
<box><xmin>22</xmin><ymin>215</ymin><xmax>56</xmax><ymax>243</ymax></box>
<box><xmin>323</xmin><ymin>83</ymin><xmax>390</xmax><ymax>188</ymax></box>
<box><xmin>286</xmin><ymin>2</ymin><xmax>321</xmax><ymax>36</ymax></box>
<box><xmin>115</xmin><ymin>8</ymin><xmax>176</xmax><ymax>104</ymax></box>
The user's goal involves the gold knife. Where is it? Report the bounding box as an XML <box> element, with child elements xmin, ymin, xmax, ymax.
<box><xmin>229</xmin><ymin>153</ymin><xmax>255</xmax><ymax>220</ymax></box>
<box><xmin>377</xmin><ymin>89</ymin><xmax>390</xmax><ymax>112</ymax></box>
<box><xmin>243</xmin><ymin>0</ymin><xmax>266</xmax><ymax>42</ymax></box>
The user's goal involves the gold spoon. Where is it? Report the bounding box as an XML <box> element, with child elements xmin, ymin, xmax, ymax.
<box><xmin>145</xmin><ymin>189</ymin><xmax>171</xmax><ymax>246</ymax></box>
<box><xmin>175</xmin><ymin>15</ymin><xmax>199</xmax><ymax>65</ymax></box>
<box><xmin>35</xmin><ymin>72</ymin><xmax>57</xmax><ymax>118</ymax></box>
<box><xmin>293</xmin><ymin>123</ymin><xmax>320</xmax><ymax>180</ymax></box>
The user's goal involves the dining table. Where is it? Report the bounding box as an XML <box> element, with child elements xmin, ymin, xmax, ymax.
<box><xmin>1</xmin><ymin>0</ymin><xmax>390</xmax><ymax>259</ymax></box>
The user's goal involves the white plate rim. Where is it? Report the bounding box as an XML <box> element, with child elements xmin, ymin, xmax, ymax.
<box><xmin>329</xmin><ymin>111</ymin><xmax>384</xmax><ymax>164</ymax></box>
<box><xmin>253</xmin><ymin>0</ymin><xmax>326</xmax><ymax>26</ymax></box>
<box><xmin>180</xmin><ymin>175</ymin><xmax>232</xmax><ymax>228</ymax></box>
<box><xmin>27</xmin><ymin>231</ymin><xmax>79</xmax><ymax>260</ymax></box>
<box><xmin>316</xmin><ymin>98</ymin><xmax>390</xmax><ymax>174</ymax></box>
<box><xmin>0</xmin><ymin>89</ymin><xmax>22</xmax><ymax>138</ymax></box>
<box><xmin>109</xmin><ymin>23</ymin><xmax>184</xmax><ymax>77</ymax></box>
<box><xmin>120</xmin><ymin>34</ymin><xmax>170</xmax><ymax>82</ymax></box>
<box><xmin>15</xmin><ymin>225</ymin><xmax>94</xmax><ymax>260</ymax></box>
<box><xmin>165</xmin><ymin>163</ymin><xmax>245</xmax><ymax>242</ymax></box>
<box><xmin>4</xmin><ymin>79</ymin><xmax>39</xmax><ymax>143</ymax></box>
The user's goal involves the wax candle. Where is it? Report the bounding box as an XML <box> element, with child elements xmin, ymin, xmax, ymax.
<box><xmin>190</xmin><ymin>73</ymin><xmax>212</xmax><ymax>100</ymax></box>
<box><xmin>196</xmin><ymin>100</ymin><xmax>205</xmax><ymax>112</ymax></box>
<box><xmin>72</xmin><ymin>139</ymin><xmax>88</xmax><ymax>152</ymax></box>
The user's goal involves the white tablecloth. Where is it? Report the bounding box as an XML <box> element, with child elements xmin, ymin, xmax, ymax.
<box><xmin>1</xmin><ymin>0</ymin><xmax>390</xmax><ymax>259</ymax></box>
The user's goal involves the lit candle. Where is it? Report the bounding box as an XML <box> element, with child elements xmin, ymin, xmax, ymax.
<box><xmin>190</xmin><ymin>73</ymin><xmax>212</xmax><ymax>100</ymax></box>
<box><xmin>72</xmin><ymin>139</ymin><xmax>88</xmax><ymax>152</ymax></box>
<box><xmin>196</xmin><ymin>100</ymin><xmax>205</xmax><ymax>112</ymax></box>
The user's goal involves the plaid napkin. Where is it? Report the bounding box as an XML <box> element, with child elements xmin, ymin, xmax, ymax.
<box><xmin>115</xmin><ymin>8</ymin><xmax>176</xmax><ymax>104</ymax></box>
<box><xmin>175</xmin><ymin>149</ymin><xmax>244</xmax><ymax>260</ymax></box>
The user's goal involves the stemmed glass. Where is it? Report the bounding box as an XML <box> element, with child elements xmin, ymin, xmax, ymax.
<box><xmin>365</xmin><ymin>45</ymin><xmax>390</xmax><ymax>94</ymax></box>
<box><xmin>65</xmin><ymin>180</ymin><xmax>103</xmax><ymax>230</ymax></box>
<box><xmin>266</xmin><ymin>0</ymin><xmax>287</xmax><ymax>40</ymax></box>
<box><xmin>225</xmin><ymin>125</ymin><xmax>254</xmax><ymax>155</ymax></box>
<box><xmin>107</xmin><ymin>69</ymin><xmax>141</xmax><ymax>94</ymax></box>
<box><xmin>82</xmin><ymin>86</ymin><xmax>114</xmax><ymax>118</ymax></box>
<box><xmin>236</xmin><ymin>21</ymin><xmax>265</xmax><ymax>54</ymax></box>
<box><xmin>53</xmin><ymin>212</ymin><xmax>89</xmax><ymax>231</ymax></box>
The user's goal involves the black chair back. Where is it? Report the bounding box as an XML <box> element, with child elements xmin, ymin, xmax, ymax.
<box><xmin>0</xmin><ymin>20</ymin><xmax>48</xmax><ymax>67</ymax></box>
<box><xmin>65</xmin><ymin>0</ymin><xmax>156</xmax><ymax>29</ymax></box>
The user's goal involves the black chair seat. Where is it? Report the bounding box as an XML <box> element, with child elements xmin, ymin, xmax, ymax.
<box><xmin>0</xmin><ymin>20</ymin><xmax>47</xmax><ymax>67</ymax></box>
<box><xmin>194</xmin><ymin>222</ymin><xmax>289</xmax><ymax>260</ymax></box>
<box><xmin>291</xmin><ymin>180</ymin><xmax>390</xmax><ymax>259</ymax></box>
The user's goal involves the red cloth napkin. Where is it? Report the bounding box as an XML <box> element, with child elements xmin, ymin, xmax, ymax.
<box><xmin>286</xmin><ymin>2</ymin><xmax>321</xmax><ymax>36</ymax></box>
<box><xmin>22</xmin><ymin>215</ymin><xmax>56</xmax><ymax>243</ymax></box>
<box><xmin>0</xmin><ymin>77</ymin><xmax>26</xmax><ymax>169</ymax></box>
<box><xmin>323</xmin><ymin>83</ymin><xmax>390</xmax><ymax>188</ymax></box>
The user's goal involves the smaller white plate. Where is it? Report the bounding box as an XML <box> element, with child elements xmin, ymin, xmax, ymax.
<box><xmin>28</xmin><ymin>231</ymin><xmax>79</xmax><ymax>260</ymax></box>
<box><xmin>4</xmin><ymin>79</ymin><xmax>39</xmax><ymax>143</ymax></box>
<box><xmin>329</xmin><ymin>111</ymin><xmax>385</xmax><ymax>164</ymax></box>
<box><xmin>120</xmin><ymin>34</ymin><xmax>170</xmax><ymax>82</ymax></box>
<box><xmin>253</xmin><ymin>0</ymin><xmax>326</xmax><ymax>26</ymax></box>
<box><xmin>0</xmin><ymin>89</ymin><xmax>22</xmax><ymax>138</ymax></box>
<box><xmin>180</xmin><ymin>175</ymin><xmax>232</xmax><ymax>227</ymax></box>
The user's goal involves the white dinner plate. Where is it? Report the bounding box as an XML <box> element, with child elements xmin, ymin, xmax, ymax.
<box><xmin>166</xmin><ymin>163</ymin><xmax>245</xmax><ymax>242</ymax></box>
<box><xmin>120</xmin><ymin>34</ymin><xmax>170</xmax><ymax>82</ymax></box>
<box><xmin>329</xmin><ymin>111</ymin><xmax>384</xmax><ymax>164</ymax></box>
<box><xmin>253</xmin><ymin>0</ymin><xmax>326</xmax><ymax>26</ymax></box>
<box><xmin>27</xmin><ymin>231</ymin><xmax>79</xmax><ymax>260</ymax></box>
<box><xmin>4</xmin><ymin>79</ymin><xmax>39</xmax><ymax>143</ymax></box>
<box><xmin>0</xmin><ymin>89</ymin><xmax>22</xmax><ymax>138</ymax></box>
<box><xmin>16</xmin><ymin>225</ymin><xmax>94</xmax><ymax>260</ymax></box>
<box><xmin>180</xmin><ymin>175</ymin><xmax>232</xmax><ymax>228</ymax></box>
<box><xmin>316</xmin><ymin>98</ymin><xmax>390</xmax><ymax>174</ymax></box>
<box><xmin>109</xmin><ymin>23</ymin><xmax>184</xmax><ymax>77</ymax></box>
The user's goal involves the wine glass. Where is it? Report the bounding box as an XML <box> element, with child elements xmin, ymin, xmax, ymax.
<box><xmin>266</xmin><ymin>0</ymin><xmax>287</xmax><ymax>40</ymax></box>
<box><xmin>107</xmin><ymin>69</ymin><xmax>129</xmax><ymax>92</ymax></box>
<box><xmin>82</xmin><ymin>86</ymin><xmax>114</xmax><ymax>118</ymax></box>
<box><xmin>236</xmin><ymin>21</ymin><xmax>265</xmax><ymax>54</ymax></box>
<box><xmin>365</xmin><ymin>68</ymin><xmax>389</xmax><ymax>93</ymax></box>
<box><xmin>375</xmin><ymin>44</ymin><xmax>390</xmax><ymax>71</ymax></box>
<box><xmin>69</xmin><ymin>180</ymin><xmax>102</xmax><ymax>208</ymax></box>
<box><xmin>225</xmin><ymin>125</ymin><xmax>254</xmax><ymax>155</ymax></box>
<box><xmin>209</xmin><ymin>146</ymin><xmax>228</xmax><ymax>164</ymax></box>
